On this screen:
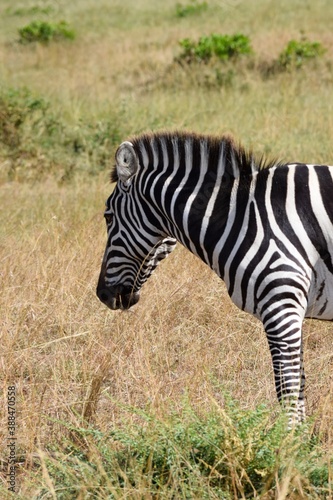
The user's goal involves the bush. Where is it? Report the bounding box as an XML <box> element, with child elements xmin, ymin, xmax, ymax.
<box><xmin>18</xmin><ymin>20</ymin><xmax>75</xmax><ymax>44</ymax></box>
<box><xmin>32</xmin><ymin>400</ymin><xmax>332</xmax><ymax>498</ymax></box>
<box><xmin>0</xmin><ymin>86</ymin><xmax>123</xmax><ymax>182</ymax></box>
<box><xmin>178</xmin><ymin>33</ymin><xmax>252</xmax><ymax>63</ymax></box>
<box><xmin>175</xmin><ymin>0</ymin><xmax>208</xmax><ymax>18</ymax></box>
<box><xmin>278</xmin><ymin>39</ymin><xmax>326</xmax><ymax>69</ymax></box>
<box><xmin>0</xmin><ymin>87</ymin><xmax>57</xmax><ymax>149</ymax></box>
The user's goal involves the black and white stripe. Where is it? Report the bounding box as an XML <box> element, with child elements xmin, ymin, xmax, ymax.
<box><xmin>97</xmin><ymin>131</ymin><xmax>333</xmax><ymax>425</ymax></box>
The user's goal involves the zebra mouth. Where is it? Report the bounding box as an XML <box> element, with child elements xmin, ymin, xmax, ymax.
<box><xmin>97</xmin><ymin>286</ymin><xmax>140</xmax><ymax>310</ymax></box>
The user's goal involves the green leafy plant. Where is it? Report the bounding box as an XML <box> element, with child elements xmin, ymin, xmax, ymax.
<box><xmin>0</xmin><ymin>87</ymin><xmax>55</xmax><ymax>149</ymax></box>
<box><xmin>0</xmin><ymin>86</ymin><xmax>124</xmax><ymax>182</ymax></box>
<box><xmin>278</xmin><ymin>39</ymin><xmax>326</xmax><ymax>69</ymax></box>
<box><xmin>179</xmin><ymin>33</ymin><xmax>252</xmax><ymax>63</ymax></box>
<box><xmin>32</xmin><ymin>400</ymin><xmax>332</xmax><ymax>499</ymax></box>
<box><xmin>18</xmin><ymin>20</ymin><xmax>75</xmax><ymax>44</ymax></box>
<box><xmin>175</xmin><ymin>0</ymin><xmax>208</xmax><ymax>18</ymax></box>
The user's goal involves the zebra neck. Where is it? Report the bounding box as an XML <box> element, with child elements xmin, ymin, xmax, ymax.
<box><xmin>136</xmin><ymin>133</ymin><xmax>257</xmax><ymax>278</ymax></box>
<box><xmin>167</xmin><ymin>174</ymin><xmax>253</xmax><ymax>280</ymax></box>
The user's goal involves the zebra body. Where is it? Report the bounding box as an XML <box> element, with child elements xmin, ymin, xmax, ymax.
<box><xmin>97</xmin><ymin>131</ymin><xmax>333</xmax><ymax>424</ymax></box>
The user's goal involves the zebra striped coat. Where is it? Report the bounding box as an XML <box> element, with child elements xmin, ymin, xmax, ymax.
<box><xmin>97</xmin><ymin>131</ymin><xmax>333</xmax><ymax>425</ymax></box>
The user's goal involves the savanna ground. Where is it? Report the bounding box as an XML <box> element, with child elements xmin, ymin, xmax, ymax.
<box><xmin>0</xmin><ymin>0</ymin><xmax>333</xmax><ymax>498</ymax></box>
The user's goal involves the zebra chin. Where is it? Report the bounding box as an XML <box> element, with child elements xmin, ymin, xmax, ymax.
<box><xmin>96</xmin><ymin>286</ymin><xmax>140</xmax><ymax>310</ymax></box>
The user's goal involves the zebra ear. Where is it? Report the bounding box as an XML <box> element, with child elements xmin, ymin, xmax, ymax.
<box><xmin>115</xmin><ymin>141</ymin><xmax>139</xmax><ymax>183</ymax></box>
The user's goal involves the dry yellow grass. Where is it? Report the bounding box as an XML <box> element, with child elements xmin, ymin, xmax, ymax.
<box><xmin>0</xmin><ymin>178</ymin><xmax>332</xmax><ymax>495</ymax></box>
<box><xmin>1</xmin><ymin>0</ymin><xmax>333</xmax><ymax>495</ymax></box>
<box><xmin>1</xmin><ymin>0</ymin><xmax>333</xmax><ymax>162</ymax></box>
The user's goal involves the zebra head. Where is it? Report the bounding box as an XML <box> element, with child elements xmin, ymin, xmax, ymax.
<box><xmin>96</xmin><ymin>141</ymin><xmax>177</xmax><ymax>310</ymax></box>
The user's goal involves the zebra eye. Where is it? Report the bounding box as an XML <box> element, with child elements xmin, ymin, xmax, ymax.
<box><xmin>104</xmin><ymin>213</ymin><xmax>113</xmax><ymax>225</ymax></box>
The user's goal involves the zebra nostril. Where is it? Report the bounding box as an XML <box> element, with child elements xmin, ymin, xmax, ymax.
<box><xmin>97</xmin><ymin>288</ymin><xmax>112</xmax><ymax>303</ymax></box>
<box><xmin>100</xmin><ymin>291</ymin><xmax>109</xmax><ymax>302</ymax></box>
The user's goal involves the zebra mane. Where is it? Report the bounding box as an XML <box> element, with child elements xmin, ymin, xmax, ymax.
<box><xmin>110</xmin><ymin>131</ymin><xmax>280</xmax><ymax>183</ymax></box>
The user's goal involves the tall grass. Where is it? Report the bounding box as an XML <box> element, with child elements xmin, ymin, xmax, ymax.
<box><xmin>17</xmin><ymin>402</ymin><xmax>333</xmax><ymax>498</ymax></box>
<box><xmin>1</xmin><ymin>0</ymin><xmax>333</xmax><ymax>497</ymax></box>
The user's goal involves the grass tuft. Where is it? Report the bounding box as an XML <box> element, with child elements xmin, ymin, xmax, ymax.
<box><xmin>18</xmin><ymin>20</ymin><xmax>75</xmax><ymax>44</ymax></box>
<box><xmin>175</xmin><ymin>0</ymin><xmax>208</xmax><ymax>18</ymax></box>
<box><xmin>6</xmin><ymin>5</ymin><xmax>55</xmax><ymax>17</ymax></box>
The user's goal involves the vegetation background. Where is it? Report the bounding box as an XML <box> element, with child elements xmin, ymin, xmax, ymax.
<box><xmin>0</xmin><ymin>0</ymin><xmax>332</xmax><ymax>497</ymax></box>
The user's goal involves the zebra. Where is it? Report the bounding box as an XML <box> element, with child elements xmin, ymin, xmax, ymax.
<box><xmin>97</xmin><ymin>130</ymin><xmax>333</xmax><ymax>425</ymax></box>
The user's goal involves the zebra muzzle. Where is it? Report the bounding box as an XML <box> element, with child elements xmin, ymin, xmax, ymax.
<box><xmin>96</xmin><ymin>284</ymin><xmax>140</xmax><ymax>310</ymax></box>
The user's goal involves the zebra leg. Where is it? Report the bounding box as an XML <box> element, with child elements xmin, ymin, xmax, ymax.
<box><xmin>263</xmin><ymin>309</ymin><xmax>305</xmax><ymax>426</ymax></box>
<box><xmin>298</xmin><ymin>342</ymin><xmax>306</xmax><ymax>422</ymax></box>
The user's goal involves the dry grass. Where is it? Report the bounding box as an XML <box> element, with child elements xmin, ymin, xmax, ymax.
<box><xmin>1</xmin><ymin>0</ymin><xmax>333</xmax><ymax>496</ymax></box>
<box><xmin>1</xmin><ymin>0</ymin><xmax>333</xmax><ymax>158</ymax></box>
<box><xmin>0</xmin><ymin>178</ymin><xmax>332</xmax><ymax>496</ymax></box>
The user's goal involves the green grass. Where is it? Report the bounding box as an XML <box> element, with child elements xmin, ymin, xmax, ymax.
<box><xmin>5</xmin><ymin>5</ymin><xmax>55</xmax><ymax>17</ymax></box>
<box><xmin>1</xmin><ymin>0</ymin><xmax>333</xmax><ymax>497</ymax></box>
<box><xmin>12</xmin><ymin>401</ymin><xmax>333</xmax><ymax>498</ymax></box>
<box><xmin>175</xmin><ymin>0</ymin><xmax>208</xmax><ymax>18</ymax></box>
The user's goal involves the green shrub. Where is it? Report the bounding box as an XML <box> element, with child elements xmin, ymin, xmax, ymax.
<box><xmin>175</xmin><ymin>0</ymin><xmax>208</xmax><ymax>18</ymax></box>
<box><xmin>0</xmin><ymin>86</ymin><xmax>123</xmax><ymax>182</ymax></box>
<box><xmin>34</xmin><ymin>400</ymin><xmax>332</xmax><ymax>498</ymax></box>
<box><xmin>278</xmin><ymin>39</ymin><xmax>326</xmax><ymax>69</ymax></box>
<box><xmin>18</xmin><ymin>20</ymin><xmax>75</xmax><ymax>44</ymax></box>
<box><xmin>0</xmin><ymin>87</ymin><xmax>56</xmax><ymax>149</ymax></box>
<box><xmin>179</xmin><ymin>33</ymin><xmax>252</xmax><ymax>63</ymax></box>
